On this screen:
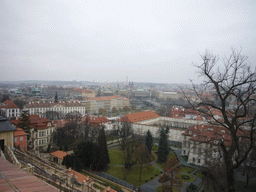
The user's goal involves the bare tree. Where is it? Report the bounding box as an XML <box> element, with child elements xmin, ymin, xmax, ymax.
<box><xmin>116</xmin><ymin>121</ymin><xmax>142</xmax><ymax>180</ymax></box>
<box><xmin>135</xmin><ymin>143</ymin><xmax>151</xmax><ymax>182</ymax></box>
<box><xmin>186</xmin><ymin>49</ymin><xmax>256</xmax><ymax>192</ymax></box>
<box><xmin>162</xmin><ymin>156</ymin><xmax>183</xmax><ymax>192</ymax></box>
<box><xmin>242</xmin><ymin>148</ymin><xmax>256</xmax><ymax>188</ymax></box>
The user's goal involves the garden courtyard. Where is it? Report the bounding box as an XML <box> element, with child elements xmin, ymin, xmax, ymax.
<box><xmin>105</xmin><ymin>146</ymin><xmax>201</xmax><ymax>191</ymax></box>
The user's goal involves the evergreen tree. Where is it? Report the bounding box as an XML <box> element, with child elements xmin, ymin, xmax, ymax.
<box><xmin>145</xmin><ymin>130</ymin><xmax>153</xmax><ymax>154</ymax></box>
<box><xmin>94</xmin><ymin>126</ymin><xmax>110</xmax><ymax>170</ymax></box>
<box><xmin>164</xmin><ymin>125</ymin><xmax>170</xmax><ymax>158</ymax></box>
<box><xmin>1</xmin><ymin>95</ymin><xmax>9</xmax><ymax>102</ymax></box>
<box><xmin>157</xmin><ymin>127</ymin><xmax>169</xmax><ymax>162</ymax></box>
<box><xmin>17</xmin><ymin>110</ymin><xmax>31</xmax><ymax>140</ymax></box>
<box><xmin>75</xmin><ymin>141</ymin><xmax>96</xmax><ymax>168</ymax></box>
<box><xmin>64</xmin><ymin>142</ymin><xmax>68</xmax><ymax>152</ymax></box>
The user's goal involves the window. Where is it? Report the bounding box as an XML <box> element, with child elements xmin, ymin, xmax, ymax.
<box><xmin>193</xmin><ymin>158</ymin><xmax>195</xmax><ymax>163</ymax></box>
<box><xmin>14</xmin><ymin>138</ymin><xmax>17</xmax><ymax>142</ymax></box>
<box><xmin>198</xmin><ymin>159</ymin><xmax>201</xmax><ymax>164</ymax></box>
<box><xmin>35</xmin><ymin>140</ymin><xmax>37</xmax><ymax>145</ymax></box>
<box><xmin>20</xmin><ymin>137</ymin><xmax>23</xmax><ymax>141</ymax></box>
<box><xmin>39</xmin><ymin>140</ymin><xmax>41</xmax><ymax>145</ymax></box>
<box><xmin>184</xmin><ymin>150</ymin><xmax>186</xmax><ymax>154</ymax></box>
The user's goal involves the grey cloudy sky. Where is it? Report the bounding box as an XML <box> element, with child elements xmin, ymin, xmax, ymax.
<box><xmin>0</xmin><ymin>0</ymin><xmax>255</xmax><ymax>84</ymax></box>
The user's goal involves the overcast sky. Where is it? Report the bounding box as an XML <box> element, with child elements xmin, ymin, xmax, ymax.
<box><xmin>0</xmin><ymin>0</ymin><xmax>255</xmax><ymax>84</ymax></box>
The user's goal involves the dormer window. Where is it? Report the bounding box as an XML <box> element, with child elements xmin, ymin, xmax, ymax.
<box><xmin>189</xmin><ymin>131</ymin><xmax>192</xmax><ymax>135</ymax></box>
<box><xmin>214</xmin><ymin>140</ymin><xmax>218</xmax><ymax>144</ymax></box>
<box><xmin>206</xmin><ymin>138</ymin><xmax>210</xmax><ymax>141</ymax></box>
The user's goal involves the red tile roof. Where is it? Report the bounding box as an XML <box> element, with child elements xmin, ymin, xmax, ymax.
<box><xmin>53</xmin><ymin>119</ymin><xmax>71</xmax><ymax>128</ymax></box>
<box><xmin>50</xmin><ymin>150</ymin><xmax>68</xmax><ymax>160</ymax></box>
<box><xmin>14</xmin><ymin>128</ymin><xmax>27</xmax><ymax>137</ymax></box>
<box><xmin>11</xmin><ymin>115</ymin><xmax>53</xmax><ymax>130</ymax></box>
<box><xmin>0</xmin><ymin>100</ymin><xmax>19</xmax><ymax>109</ymax></box>
<box><xmin>182</xmin><ymin>124</ymin><xmax>248</xmax><ymax>146</ymax></box>
<box><xmin>0</xmin><ymin>156</ymin><xmax>58</xmax><ymax>191</ymax></box>
<box><xmin>66</xmin><ymin>168</ymin><xmax>93</xmax><ymax>184</ymax></box>
<box><xmin>118</xmin><ymin>110</ymin><xmax>159</xmax><ymax>123</ymax></box>
<box><xmin>82</xmin><ymin>116</ymin><xmax>110</xmax><ymax>126</ymax></box>
<box><xmin>103</xmin><ymin>186</ymin><xmax>117</xmax><ymax>192</ymax></box>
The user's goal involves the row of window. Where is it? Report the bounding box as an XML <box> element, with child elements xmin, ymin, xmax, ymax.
<box><xmin>30</xmin><ymin>107</ymin><xmax>84</xmax><ymax>111</ymax></box>
<box><xmin>35</xmin><ymin>139</ymin><xmax>47</xmax><ymax>146</ymax></box>
<box><xmin>14</xmin><ymin>137</ymin><xmax>23</xmax><ymax>142</ymax></box>
<box><xmin>37</xmin><ymin>129</ymin><xmax>54</xmax><ymax>138</ymax></box>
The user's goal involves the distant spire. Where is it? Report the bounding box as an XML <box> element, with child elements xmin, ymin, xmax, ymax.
<box><xmin>54</xmin><ymin>91</ymin><xmax>58</xmax><ymax>103</ymax></box>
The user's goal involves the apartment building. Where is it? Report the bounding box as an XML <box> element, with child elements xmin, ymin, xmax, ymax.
<box><xmin>24</xmin><ymin>101</ymin><xmax>87</xmax><ymax>116</ymax></box>
<box><xmin>0</xmin><ymin>100</ymin><xmax>20</xmax><ymax>118</ymax></box>
<box><xmin>181</xmin><ymin>124</ymin><xmax>248</xmax><ymax>166</ymax></box>
<box><xmin>11</xmin><ymin>115</ymin><xmax>55</xmax><ymax>151</ymax></box>
<box><xmin>88</xmin><ymin>96</ymin><xmax>130</xmax><ymax>113</ymax></box>
<box><xmin>14</xmin><ymin>128</ymin><xmax>27</xmax><ymax>151</ymax></box>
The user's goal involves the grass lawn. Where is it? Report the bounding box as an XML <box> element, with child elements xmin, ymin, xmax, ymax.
<box><xmin>194</xmin><ymin>169</ymin><xmax>203</xmax><ymax>179</ymax></box>
<box><xmin>156</xmin><ymin>185</ymin><xmax>179</xmax><ymax>192</ymax></box>
<box><xmin>156</xmin><ymin>152</ymin><xmax>176</xmax><ymax>170</ymax></box>
<box><xmin>151</xmin><ymin>153</ymin><xmax>156</xmax><ymax>162</ymax></box>
<box><xmin>177</xmin><ymin>173</ymin><xmax>195</xmax><ymax>182</ymax></box>
<box><xmin>106</xmin><ymin>136</ymin><xmax>118</xmax><ymax>142</ymax></box>
<box><xmin>106</xmin><ymin>164</ymin><xmax>161</xmax><ymax>186</ymax></box>
<box><xmin>152</xmin><ymin>146</ymin><xmax>158</xmax><ymax>152</ymax></box>
<box><xmin>108</xmin><ymin>148</ymin><xmax>124</xmax><ymax>165</ymax></box>
<box><xmin>109</xmin><ymin>148</ymin><xmax>155</xmax><ymax>165</ymax></box>
<box><xmin>180</xmin><ymin>165</ymin><xmax>195</xmax><ymax>173</ymax></box>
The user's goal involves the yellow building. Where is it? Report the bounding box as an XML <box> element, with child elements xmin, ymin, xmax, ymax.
<box><xmin>0</xmin><ymin>116</ymin><xmax>16</xmax><ymax>150</ymax></box>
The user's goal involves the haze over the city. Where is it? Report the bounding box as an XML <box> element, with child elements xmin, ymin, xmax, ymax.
<box><xmin>1</xmin><ymin>0</ymin><xmax>255</xmax><ymax>84</ymax></box>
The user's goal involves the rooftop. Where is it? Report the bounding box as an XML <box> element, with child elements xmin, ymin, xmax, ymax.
<box><xmin>0</xmin><ymin>157</ymin><xmax>58</xmax><ymax>191</ymax></box>
<box><xmin>0</xmin><ymin>116</ymin><xmax>16</xmax><ymax>133</ymax></box>
<box><xmin>118</xmin><ymin>110</ymin><xmax>159</xmax><ymax>123</ymax></box>
<box><xmin>50</xmin><ymin>150</ymin><xmax>68</xmax><ymax>160</ymax></box>
<box><xmin>0</xmin><ymin>100</ymin><xmax>19</xmax><ymax>109</ymax></box>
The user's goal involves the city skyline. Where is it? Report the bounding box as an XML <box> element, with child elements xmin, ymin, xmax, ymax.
<box><xmin>1</xmin><ymin>0</ymin><xmax>256</xmax><ymax>84</ymax></box>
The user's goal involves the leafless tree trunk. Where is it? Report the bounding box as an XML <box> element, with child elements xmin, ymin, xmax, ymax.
<box><xmin>184</xmin><ymin>49</ymin><xmax>256</xmax><ymax>192</ymax></box>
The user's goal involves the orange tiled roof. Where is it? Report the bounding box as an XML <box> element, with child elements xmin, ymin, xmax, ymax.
<box><xmin>103</xmin><ymin>186</ymin><xmax>117</xmax><ymax>192</ymax></box>
<box><xmin>66</xmin><ymin>168</ymin><xmax>93</xmax><ymax>184</ymax></box>
<box><xmin>50</xmin><ymin>150</ymin><xmax>68</xmax><ymax>160</ymax></box>
<box><xmin>82</xmin><ymin>116</ymin><xmax>110</xmax><ymax>126</ymax></box>
<box><xmin>12</xmin><ymin>115</ymin><xmax>53</xmax><ymax>130</ymax></box>
<box><xmin>182</xmin><ymin>124</ymin><xmax>248</xmax><ymax>146</ymax></box>
<box><xmin>14</xmin><ymin>128</ymin><xmax>27</xmax><ymax>137</ymax></box>
<box><xmin>118</xmin><ymin>110</ymin><xmax>159</xmax><ymax>123</ymax></box>
<box><xmin>0</xmin><ymin>156</ymin><xmax>58</xmax><ymax>191</ymax></box>
<box><xmin>53</xmin><ymin>119</ymin><xmax>71</xmax><ymax>128</ymax></box>
<box><xmin>0</xmin><ymin>100</ymin><xmax>19</xmax><ymax>109</ymax></box>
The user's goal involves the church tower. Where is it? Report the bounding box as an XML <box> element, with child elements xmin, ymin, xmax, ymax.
<box><xmin>54</xmin><ymin>91</ymin><xmax>58</xmax><ymax>103</ymax></box>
